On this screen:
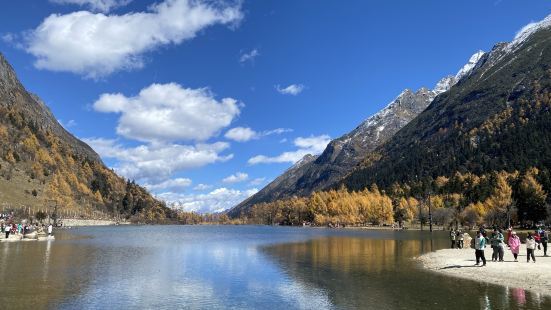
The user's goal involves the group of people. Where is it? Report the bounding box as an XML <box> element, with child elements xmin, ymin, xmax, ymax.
<box><xmin>1</xmin><ymin>222</ymin><xmax>53</xmax><ymax>239</ymax></box>
<box><xmin>449</xmin><ymin>229</ymin><xmax>466</xmax><ymax>248</ymax></box>
<box><xmin>464</xmin><ymin>226</ymin><xmax>549</xmax><ymax>266</ymax></box>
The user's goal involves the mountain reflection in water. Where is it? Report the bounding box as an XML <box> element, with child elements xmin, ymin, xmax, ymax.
<box><xmin>0</xmin><ymin>226</ymin><xmax>549</xmax><ymax>310</ymax></box>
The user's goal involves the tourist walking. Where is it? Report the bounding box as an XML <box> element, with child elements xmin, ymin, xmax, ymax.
<box><xmin>490</xmin><ymin>229</ymin><xmax>501</xmax><ymax>262</ymax></box>
<box><xmin>457</xmin><ymin>230</ymin><xmax>464</xmax><ymax>249</ymax></box>
<box><xmin>450</xmin><ymin>229</ymin><xmax>456</xmax><ymax>248</ymax></box>
<box><xmin>4</xmin><ymin>223</ymin><xmax>10</xmax><ymax>238</ymax></box>
<box><xmin>475</xmin><ymin>231</ymin><xmax>487</xmax><ymax>266</ymax></box>
<box><xmin>496</xmin><ymin>229</ymin><xmax>505</xmax><ymax>262</ymax></box>
<box><xmin>538</xmin><ymin>227</ymin><xmax>548</xmax><ymax>256</ymax></box>
<box><xmin>534</xmin><ymin>230</ymin><xmax>541</xmax><ymax>250</ymax></box>
<box><xmin>526</xmin><ymin>233</ymin><xmax>536</xmax><ymax>263</ymax></box>
<box><xmin>508</xmin><ymin>231</ymin><xmax>520</xmax><ymax>261</ymax></box>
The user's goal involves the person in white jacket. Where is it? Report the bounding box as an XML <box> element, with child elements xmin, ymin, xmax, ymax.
<box><xmin>474</xmin><ymin>231</ymin><xmax>487</xmax><ymax>266</ymax></box>
<box><xmin>526</xmin><ymin>233</ymin><xmax>536</xmax><ymax>263</ymax></box>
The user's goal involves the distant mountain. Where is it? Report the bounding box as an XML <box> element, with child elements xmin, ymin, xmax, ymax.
<box><xmin>342</xmin><ymin>14</ymin><xmax>551</xmax><ymax>190</ymax></box>
<box><xmin>228</xmin><ymin>52</ymin><xmax>484</xmax><ymax>217</ymax></box>
<box><xmin>0</xmin><ymin>53</ymin><xmax>173</xmax><ymax>222</ymax></box>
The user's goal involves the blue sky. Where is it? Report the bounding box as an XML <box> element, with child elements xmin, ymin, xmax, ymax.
<box><xmin>1</xmin><ymin>0</ymin><xmax>550</xmax><ymax>212</ymax></box>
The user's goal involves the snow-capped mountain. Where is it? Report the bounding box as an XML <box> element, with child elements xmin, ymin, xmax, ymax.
<box><xmin>343</xmin><ymin>13</ymin><xmax>551</xmax><ymax>191</ymax></box>
<box><xmin>228</xmin><ymin>51</ymin><xmax>484</xmax><ymax>216</ymax></box>
<box><xmin>455</xmin><ymin>50</ymin><xmax>485</xmax><ymax>81</ymax></box>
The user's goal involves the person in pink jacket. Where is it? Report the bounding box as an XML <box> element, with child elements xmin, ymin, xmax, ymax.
<box><xmin>508</xmin><ymin>231</ymin><xmax>521</xmax><ymax>262</ymax></box>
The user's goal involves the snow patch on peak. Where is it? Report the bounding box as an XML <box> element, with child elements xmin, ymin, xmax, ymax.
<box><xmin>513</xmin><ymin>14</ymin><xmax>551</xmax><ymax>45</ymax></box>
<box><xmin>455</xmin><ymin>50</ymin><xmax>485</xmax><ymax>80</ymax></box>
<box><xmin>294</xmin><ymin>154</ymin><xmax>316</xmax><ymax>168</ymax></box>
<box><xmin>397</xmin><ymin>89</ymin><xmax>412</xmax><ymax>98</ymax></box>
<box><xmin>502</xmin><ymin>14</ymin><xmax>551</xmax><ymax>55</ymax></box>
<box><xmin>433</xmin><ymin>75</ymin><xmax>457</xmax><ymax>95</ymax></box>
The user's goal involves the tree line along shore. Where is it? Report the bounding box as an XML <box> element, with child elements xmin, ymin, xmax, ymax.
<box><xmin>2</xmin><ymin>166</ymin><xmax>549</xmax><ymax>227</ymax></box>
<box><xmin>231</xmin><ymin>168</ymin><xmax>550</xmax><ymax>229</ymax></box>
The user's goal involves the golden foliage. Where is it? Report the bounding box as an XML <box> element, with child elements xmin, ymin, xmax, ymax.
<box><xmin>4</xmin><ymin>149</ymin><xmax>16</xmax><ymax>164</ymax></box>
<box><xmin>484</xmin><ymin>173</ymin><xmax>512</xmax><ymax>212</ymax></box>
<box><xmin>0</xmin><ymin>124</ymin><xmax>8</xmax><ymax>141</ymax></box>
<box><xmin>37</xmin><ymin>149</ymin><xmax>54</xmax><ymax>166</ymax></box>
<box><xmin>22</xmin><ymin>133</ymin><xmax>40</xmax><ymax>153</ymax></box>
<box><xmin>94</xmin><ymin>190</ymin><xmax>104</xmax><ymax>204</ymax></box>
<box><xmin>249</xmin><ymin>186</ymin><xmax>394</xmax><ymax>226</ymax></box>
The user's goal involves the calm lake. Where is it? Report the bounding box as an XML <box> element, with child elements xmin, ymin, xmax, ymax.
<box><xmin>0</xmin><ymin>226</ymin><xmax>549</xmax><ymax>309</ymax></box>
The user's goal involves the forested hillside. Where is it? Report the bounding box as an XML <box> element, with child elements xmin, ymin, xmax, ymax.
<box><xmin>344</xmin><ymin>29</ymin><xmax>551</xmax><ymax>191</ymax></box>
<box><xmin>0</xmin><ymin>53</ymin><xmax>175</xmax><ymax>223</ymax></box>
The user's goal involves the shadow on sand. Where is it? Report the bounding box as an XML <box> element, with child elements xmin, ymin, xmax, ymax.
<box><xmin>440</xmin><ymin>260</ymin><xmax>483</xmax><ymax>269</ymax></box>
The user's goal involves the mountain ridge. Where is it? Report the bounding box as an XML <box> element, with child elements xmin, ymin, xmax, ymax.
<box><xmin>228</xmin><ymin>51</ymin><xmax>485</xmax><ymax>217</ymax></box>
<box><xmin>341</xmin><ymin>17</ymin><xmax>551</xmax><ymax>191</ymax></box>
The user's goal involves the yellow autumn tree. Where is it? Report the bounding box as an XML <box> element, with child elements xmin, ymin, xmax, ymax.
<box><xmin>4</xmin><ymin>149</ymin><xmax>16</xmax><ymax>164</ymax></box>
<box><xmin>483</xmin><ymin>173</ymin><xmax>512</xmax><ymax>226</ymax></box>
<box><xmin>0</xmin><ymin>124</ymin><xmax>8</xmax><ymax>140</ymax></box>
<box><xmin>461</xmin><ymin>202</ymin><xmax>485</xmax><ymax>228</ymax></box>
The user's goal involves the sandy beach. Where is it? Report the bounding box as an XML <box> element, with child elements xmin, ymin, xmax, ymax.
<box><xmin>417</xmin><ymin>245</ymin><xmax>551</xmax><ymax>296</ymax></box>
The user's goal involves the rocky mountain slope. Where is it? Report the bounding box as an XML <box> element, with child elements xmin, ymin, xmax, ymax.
<box><xmin>228</xmin><ymin>52</ymin><xmax>484</xmax><ymax>217</ymax></box>
<box><xmin>0</xmin><ymin>53</ymin><xmax>173</xmax><ymax>222</ymax></box>
<box><xmin>342</xmin><ymin>14</ymin><xmax>551</xmax><ymax>191</ymax></box>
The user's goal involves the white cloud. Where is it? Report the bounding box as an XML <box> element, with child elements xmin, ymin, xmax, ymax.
<box><xmin>145</xmin><ymin>177</ymin><xmax>192</xmax><ymax>191</ymax></box>
<box><xmin>264</xmin><ymin>128</ymin><xmax>293</xmax><ymax>135</ymax></box>
<box><xmin>93</xmin><ymin>83</ymin><xmax>241</xmax><ymax>143</ymax></box>
<box><xmin>59</xmin><ymin>119</ymin><xmax>77</xmax><ymax>128</ymax></box>
<box><xmin>1</xmin><ymin>33</ymin><xmax>16</xmax><ymax>44</ymax></box>
<box><xmin>239</xmin><ymin>48</ymin><xmax>259</xmax><ymax>63</ymax></box>
<box><xmin>248</xmin><ymin>134</ymin><xmax>330</xmax><ymax>165</ymax></box>
<box><xmin>26</xmin><ymin>0</ymin><xmax>243</xmax><ymax>78</ymax></box>
<box><xmin>83</xmin><ymin>137</ymin><xmax>232</xmax><ymax>182</ymax></box>
<box><xmin>224</xmin><ymin>127</ymin><xmax>292</xmax><ymax>142</ymax></box>
<box><xmin>193</xmin><ymin>183</ymin><xmax>212</xmax><ymax>191</ymax></box>
<box><xmin>50</xmin><ymin>0</ymin><xmax>131</xmax><ymax>12</ymax></box>
<box><xmin>293</xmin><ymin>135</ymin><xmax>330</xmax><ymax>151</ymax></box>
<box><xmin>224</xmin><ymin>127</ymin><xmax>257</xmax><ymax>142</ymax></box>
<box><xmin>249</xmin><ymin>177</ymin><xmax>266</xmax><ymax>186</ymax></box>
<box><xmin>1</xmin><ymin>33</ymin><xmax>24</xmax><ymax>49</ymax></box>
<box><xmin>276</xmin><ymin>84</ymin><xmax>305</xmax><ymax>96</ymax></box>
<box><xmin>222</xmin><ymin>172</ymin><xmax>248</xmax><ymax>184</ymax></box>
<box><xmin>66</xmin><ymin>119</ymin><xmax>77</xmax><ymax>128</ymax></box>
<box><xmin>158</xmin><ymin>187</ymin><xmax>258</xmax><ymax>213</ymax></box>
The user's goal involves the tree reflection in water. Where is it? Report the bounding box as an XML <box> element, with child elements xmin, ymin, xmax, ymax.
<box><xmin>0</xmin><ymin>233</ymin><xmax>95</xmax><ymax>309</ymax></box>
<box><xmin>262</xmin><ymin>236</ymin><xmax>551</xmax><ymax>310</ymax></box>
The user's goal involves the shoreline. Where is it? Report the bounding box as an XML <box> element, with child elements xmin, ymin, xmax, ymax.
<box><xmin>60</xmin><ymin>219</ymin><xmax>128</xmax><ymax>227</ymax></box>
<box><xmin>416</xmin><ymin>246</ymin><xmax>551</xmax><ymax>296</ymax></box>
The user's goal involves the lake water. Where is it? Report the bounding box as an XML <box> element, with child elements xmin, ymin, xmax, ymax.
<box><xmin>0</xmin><ymin>226</ymin><xmax>549</xmax><ymax>309</ymax></box>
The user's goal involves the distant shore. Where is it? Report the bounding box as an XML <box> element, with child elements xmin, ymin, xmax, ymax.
<box><xmin>416</xmin><ymin>246</ymin><xmax>551</xmax><ymax>296</ymax></box>
<box><xmin>342</xmin><ymin>225</ymin><xmax>447</xmax><ymax>231</ymax></box>
<box><xmin>60</xmin><ymin>219</ymin><xmax>129</xmax><ymax>227</ymax></box>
